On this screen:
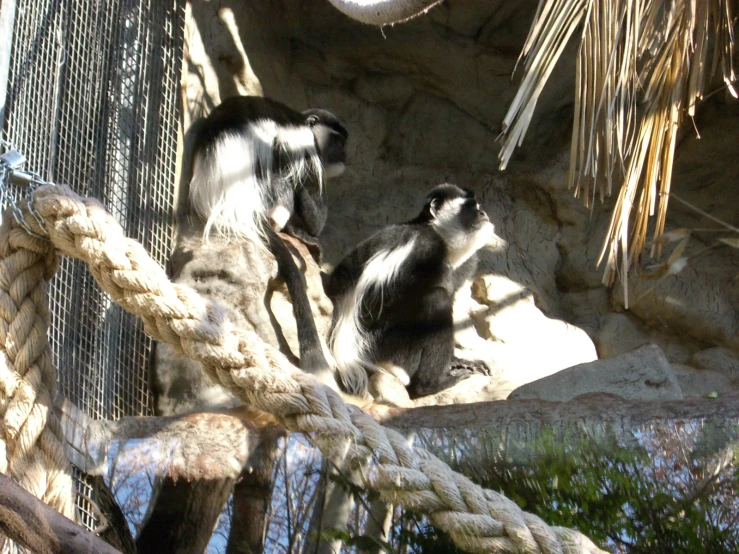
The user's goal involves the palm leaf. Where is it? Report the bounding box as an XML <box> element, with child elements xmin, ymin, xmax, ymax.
<box><xmin>500</xmin><ymin>0</ymin><xmax>737</xmax><ymax>307</ymax></box>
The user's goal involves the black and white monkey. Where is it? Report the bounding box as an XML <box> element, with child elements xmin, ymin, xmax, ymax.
<box><xmin>326</xmin><ymin>184</ymin><xmax>494</xmax><ymax>398</ymax></box>
<box><xmin>190</xmin><ymin>95</ymin><xmax>347</xmax><ymax>251</ymax></box>
<box><xmin>189</xmin><ymin>95</ymin><xmax>348</xmax><ymax>373</ymax></box>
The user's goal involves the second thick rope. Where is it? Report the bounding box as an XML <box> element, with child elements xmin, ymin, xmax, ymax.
<box><xmin>0</xmin><ymin>221</ymin><xmax>76</xmax><ymax>520</ymax></box>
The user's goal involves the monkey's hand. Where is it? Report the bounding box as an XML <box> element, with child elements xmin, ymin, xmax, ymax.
<box><xmin>451</xmin><ymin>357</ymin><xmax>492</xmax><ymax>376</ymax></box>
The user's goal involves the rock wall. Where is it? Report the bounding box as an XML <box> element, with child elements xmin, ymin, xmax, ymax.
<box><xmin>180</xmin><ymin>0</ymin><xmax>739</xmax><ymax>401</ymax></box>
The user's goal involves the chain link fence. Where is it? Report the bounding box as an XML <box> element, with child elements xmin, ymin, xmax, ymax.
<box><xmin>1</xmin><ymin>0</ymin><xmax>185</xmax><ymax>531</ymax></box>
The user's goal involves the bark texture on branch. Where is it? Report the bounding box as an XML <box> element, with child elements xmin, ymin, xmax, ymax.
<box><xmin>58</xmin><ymin>398</ymin><xmax>281</xmax><ymax>481</ymax></box>
<box><xmin>376</xmin><ymin>392</ymin><xmax>739</xmax><ymax>431</ymax></box>
<box><xmin>0</xmin><ymin>473</ymin><xmax>120</xmax><ymax>554</ymax></box>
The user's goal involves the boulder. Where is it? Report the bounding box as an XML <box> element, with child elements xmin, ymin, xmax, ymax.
<box><xmin>594</xmin><ymin>313</ymin><xmax>694</xmax><ymax>364</ymax></box>
<box><xmin>470</xmin><ymin>274</ymin><xmax>598</xmax><ymax>384</ymax></box>
<box><xmin>369</xmin><ymin>372</ymin><xmax>413</xmax><ymax>408</ymax></box>
<box><xmin>670</xmin><ymin>364</ymin><xmax>736</xmax><ymax>398</ymax></box>
<box><xmin>509</xmin><ymin>344</ymin><xmax>683</xmax><ymax>402</ymax></box>
<box><xmin>614</xmin><ymin>262</ymin><xmax>739</xmax><ymax>352</ymax></box>
<box><xmin>690</xmin><ymin>347</ymin><xmax>739</xmax><ymax>382</ymax></box>
<box><xmin>412</xmin><ymin>375</ymin><xmax>505</xmax><ymax>407</ymax></box>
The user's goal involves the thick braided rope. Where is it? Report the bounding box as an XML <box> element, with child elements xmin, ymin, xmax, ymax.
<box><xmin>11</xmin><ymin>184</ymin><xmax>607</xmax><ymax>554</ymax></box>
<box><xmin>0</xmin><ymin>218</ymin><xmax>76</xmax><ymax>520</ymax></box>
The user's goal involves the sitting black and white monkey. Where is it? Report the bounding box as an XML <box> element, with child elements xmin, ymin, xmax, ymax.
<box><xmin>190</xmin><ymin>95</ymin><xmax>348</xmax><ymax>254</ymax></box>
<box><xmin>188</xmin><ymin>95</ymin><xmax>348</xmax><ymax>375</ymax></box>
<box><xmin>325</xmin><ymin>184</ymin><xmax>494</xmax><ymax>398</ymax></box>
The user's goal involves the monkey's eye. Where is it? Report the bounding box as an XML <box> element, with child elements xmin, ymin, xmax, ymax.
<box><xmin>306</xmin><ymin>115</ymin><xmax>319</xmax><ymax>127</ymax></box>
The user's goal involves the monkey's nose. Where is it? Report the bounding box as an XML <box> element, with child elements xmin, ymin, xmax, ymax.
<box><xmin>479</xmin><ymin>210</ymin><xmax>489</xmax><ymax>221</ymax></box>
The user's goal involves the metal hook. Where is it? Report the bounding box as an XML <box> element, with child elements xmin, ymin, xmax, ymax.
<box><xmin>0</xmin><ymin>149</ymin><xmax>50</xmax><ymax>239</ymax></box>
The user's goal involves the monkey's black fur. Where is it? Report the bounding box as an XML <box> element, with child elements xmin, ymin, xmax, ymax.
<box><xmin>327</xmin><ymin>184</ymin><xmax>493</xmax><ymax>398</ymax></box>
<box><xmin>191</xmin><ymin>95</ymin><xmax>348</xmax><ymax>374</ymax></box>
<box><xmin>193</xmin><ymin>96</ymin><xmax>347</xmax><ymax>252</ymax></box>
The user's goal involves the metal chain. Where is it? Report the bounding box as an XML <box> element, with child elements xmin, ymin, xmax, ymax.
<box><xmin>0</xmin><ymin>144</ymin><xmax>50</xmax><ymax>239</ymax></box>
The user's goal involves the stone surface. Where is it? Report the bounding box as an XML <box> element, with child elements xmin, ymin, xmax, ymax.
<box><xmin>509</xmin><ymin>345</ymin><xmax>684</xmax><ymax>402</ymax></box>
<box><xmin>469</xmin><ymin>274</ymin><xmax>598</xmax><ymax>385</ymax></box>
<box><xmin>412</xmin><ymin>375</ymin><xmax>506</xmax><ymax>407</ymax></box>
<box><xmin>593</xmin><ymin>313</ymin><xmax>652</xmax><ymax>358</ymax></box>
<box><xmin>369</xmin><ymin>372</ymin><xmax>413</xmax><ymax>408</ymax></box>
<box><xmin>594</xmin><ymin>313</ymin><xmax>695</xmax><ymax>364</ymax></box>
<box><xmin>690</xmin><ymin>347</ymin><xmax>739</xmax><ymax>382</ymax></box>
<box><xmin>670</xmin><ymin>364</ymin><xmax>735</xmax><ymax>399</ymax></box>
<box><xmin>613</xmin><ymin>265</ymin><xmax>739</xmax><ymax>352</ymax></box>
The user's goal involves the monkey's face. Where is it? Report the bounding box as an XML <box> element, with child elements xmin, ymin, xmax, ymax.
<box><xmin>434</xmin><ymin>194</ymin><xmax>492</xmax><ymax>239</ymax></box>
<box><xmin>457</xmin><ymin>196</ymin><xmax>490</xmax><ymax>232</ymax></box>
<box><xmin>303</xmin><ymin>109</ymin><xmax>348</xmax><ymax>179</ymax></box>
<box><xmin>427</xmin><ymin>184</ymin><xmax>489</xmax><ymax>230</ymax></box>
<box><xmin>426</xmin><ymin>184</ymin><xmax>495</xmax><ymax>267</ymax></box>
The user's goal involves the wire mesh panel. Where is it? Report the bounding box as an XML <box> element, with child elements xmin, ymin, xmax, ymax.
<box><xmin>1</xmin><ymin>0</ymin><xmax>185</xmax><ymax>528</ymax></box>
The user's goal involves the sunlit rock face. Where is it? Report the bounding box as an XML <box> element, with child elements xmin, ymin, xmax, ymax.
<box><xmin>509</xmin><ymin>345</ymin><xmax>684</xmax><ymax>403</ymax></box>
<box><xmin>181</xmin><ymin>0</ymin><xmax>739</xmax><ymax>404</ymax></box>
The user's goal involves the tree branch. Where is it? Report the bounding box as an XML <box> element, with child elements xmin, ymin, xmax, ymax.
<box><xmin>58</xmin><ymin>392</ymin><xmax>739</xmax><ymax>481</ymax></box>
<box><xmin>0</xmin><ymin>473</ymin><xmax>121</xmax><ymax>554</ymax></box>
<box><xmin>56</xmin><ymin>397</ymin><xmax>283</xmax><ymax>481</ymax></box>
<box><xmin>373</xmin><ymin>391</ymin><xmax>739</xmax><ymax>432</ymax></box>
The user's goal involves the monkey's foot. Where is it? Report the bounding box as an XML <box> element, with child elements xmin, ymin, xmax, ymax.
<box><xmin>451</xmin><ymin>358</ymin><xmax>492</xmax><ymax>376</ymax></box>
<box><xmin>448</xmin><ymin>365</ymin><xmax>474</xmax><ymax>378</ymax></box>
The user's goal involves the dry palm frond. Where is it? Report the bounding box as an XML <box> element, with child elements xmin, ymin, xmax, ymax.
<box><xmin>499</xmin><ymin>0</ymin><xmax>737</xmax><ymax>307</ymax></box>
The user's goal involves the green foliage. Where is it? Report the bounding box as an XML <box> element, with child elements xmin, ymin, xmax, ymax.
<box><xmin>691</xmin><ymin>421</ymin><xmax>739</xmax><ymax>459</ymax></box>
<box><xmin>316</xmin><ymin>423</ymin><xmax>738</xmax><ymax>553</ymax></box>
<box><xmin>472</xmin><ymin>426</ymin><xmax>739</xmax><ymax>554</ymax></box>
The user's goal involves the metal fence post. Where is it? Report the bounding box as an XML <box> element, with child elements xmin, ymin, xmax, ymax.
<box><xmin>0</xmin><ymin>0</ymin><xmax>18</xmax><ymax>135</ymax></box>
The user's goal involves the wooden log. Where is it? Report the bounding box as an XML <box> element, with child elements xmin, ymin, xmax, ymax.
<box><xmin>0</xmin><ymin>473</ymin><xmax>121</xmax><ymax>554</ymax></box>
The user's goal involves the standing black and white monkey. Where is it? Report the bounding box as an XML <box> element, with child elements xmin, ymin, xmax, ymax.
<box><xmin>188</xmin><ymin>95</ymin><xmax>348</xmax><ymax>374</ymax></box>
<box><xmin>190</xmin><ymin>95</ymin><xmax>347</xmax><ymax>252</ymax></box>
<box><xmin>325</xmin><ymin>184</ymin><xmax>494</xmax><ymax>398</ymax></box>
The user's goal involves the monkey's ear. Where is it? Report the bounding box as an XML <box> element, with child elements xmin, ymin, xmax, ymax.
<box><xmin>429</xmin><ymin>197</ymin><xmax>442</xmax><ymax>218</ymax></box>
